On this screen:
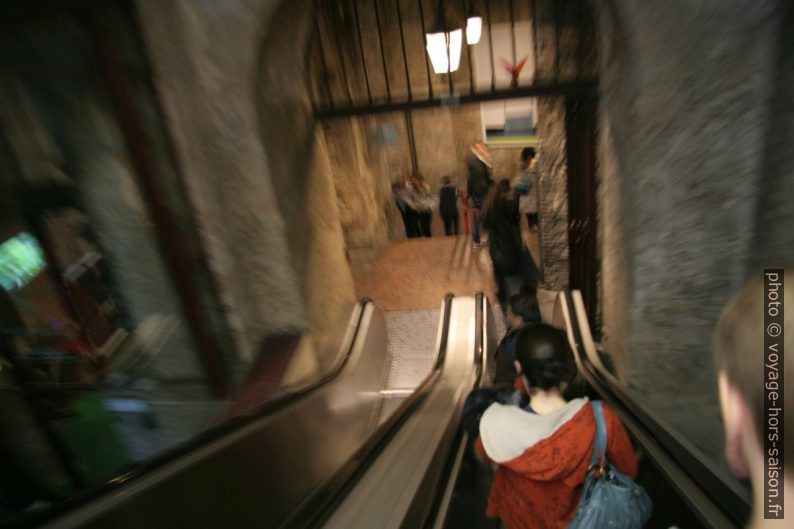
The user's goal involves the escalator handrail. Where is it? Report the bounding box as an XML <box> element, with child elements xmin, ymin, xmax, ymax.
<box><xmin>415</xmin><ymin>291</ymin><xmax>487</xmax><ymax>529</ymax></box>
<box><xmin>568</xmin><ymin>291</ymin><xmax>751</xmax><ymax>521</ymax></box>
<box><xmin>280</xmin><ymin>294</ymin><xmax>457</xmax><ymax>529</ymax></box>
<box><xmin>12</xmin><ymin>300</ymin><xmax>370</xmax><ymax>529</ymax></box>
<box><xmin>563</xmin><ymin>290</ymin><xmax>749</xmax><ymax>528</ymax></box>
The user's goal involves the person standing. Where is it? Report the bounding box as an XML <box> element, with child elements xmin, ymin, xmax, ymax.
<box><xmin>392</xmin><ymin>181</ymin><xmax>412</xmax><ymax>238</ymax></box>
<box><xmin>439</xmin><ymin>176</ymin><xmax>459</xmax><ymax>236</ymax></box>
<box><xmin>409</xmin><ymin>174</ymin><xmax>433</xmax><ymax>238</ymax></box>
<box><xmin>493</xmin><ymin>291</ymin><xmax>541</xmax><ymax>385</ymax></box>
<box><xmin>512</xmin><ymin>147</ymin><xmax>539</xmax><ymax>230</ymax></box>
<box><xmin>481</xmin><ymin>179</ymin><xmax>541</xmax><ymax>304</ymax></box>
<box><xmin>393</xmin><ymin>181</ymin><xmax>418</xmax><ymax>238</ymax></box>
<box><xmin>466</xmin><ymin>142</ymin><xmax>493</xmax><ymax>250</ymax></box>
<box><xmin>475</xmin><ymin>325</ymin><xmax>639</xmax><ymax>529</ymax></box>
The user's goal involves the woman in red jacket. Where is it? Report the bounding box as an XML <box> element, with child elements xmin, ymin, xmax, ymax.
<box><xmin>476</xmin><ymin>324</ymin><xmax>638</xmax><ymax>529</ymax></box>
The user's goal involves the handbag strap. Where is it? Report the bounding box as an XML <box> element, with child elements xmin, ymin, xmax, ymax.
<box><xmin>589</xmin><ymin>400</ymin><xmax>608</xmax><ymax>469</ymax></box>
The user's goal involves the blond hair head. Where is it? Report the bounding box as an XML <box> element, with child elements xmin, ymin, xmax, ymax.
<box><xmin>714</xmin><ymin>266</ymin><xmax>792</xmax><ymax>471</ymax></box>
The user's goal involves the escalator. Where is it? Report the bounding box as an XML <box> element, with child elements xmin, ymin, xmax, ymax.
<box><xmin>557</xmin><ymin>291</ymin><xmax>751</xmax><ymax>528</ymax></box>
<box><xmin>15</xmin><ymin>291</ymin><xmax>750</xmax><ymax>529</ymax></box>
<box><xmin>17</xmin><ymin>294</ymin><xmax>491</xmax><ymax>529</ymax></box>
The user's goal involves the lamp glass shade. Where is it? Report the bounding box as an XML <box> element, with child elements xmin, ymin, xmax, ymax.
<box><xmin>466</xmin><ymin>16</ymin><xmax>482</xmax><ymax>44</ymax></box>
<box><xmin>426</xmin><ymin>28</ymin><xmax>462</xmax><ymax>73</ymax></box>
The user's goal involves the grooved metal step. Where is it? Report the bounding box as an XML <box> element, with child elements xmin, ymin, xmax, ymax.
<box><xmin>383</xmin><ymin>309</ymin><xmax>441</xmax><ymax>390</ymax></box>
<box><xmin>377</xmin><ymin>309</ymin><xmax>441</xmax><ymax>425</ymax></box>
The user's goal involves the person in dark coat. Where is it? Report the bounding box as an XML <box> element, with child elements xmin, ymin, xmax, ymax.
<box><xmin>494</xmin><ymin>291</ymin><xmax>542</xmax><ymax>384</ymax></box>
<box><xmin>466</xmin><ymin>143</ymin><xmax>493</xmax><ymax>249</ymax></box>
<box><xmin>409</xmin><ymin>174</ymin><xmax>433</xmax><ymax>238</ymax></box>
<box><xmin>481</xmin><ymin>179</ymin><xmax>541</xmax><ymax>304</ymax></box>
<box><xmin>438</xmin><ymin>176</ymin><xmax>460</xmax><ymax>236</ymax></box>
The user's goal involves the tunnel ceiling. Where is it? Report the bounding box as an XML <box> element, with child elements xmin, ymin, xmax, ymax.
<box><xmin>309</xmin><ymin>0</ymin><xmax>598</xmax><ymax>119</ymax></box>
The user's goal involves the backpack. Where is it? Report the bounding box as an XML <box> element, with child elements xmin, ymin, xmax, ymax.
<box><xmin>567</xmin><ymin>401</ymin><xmax>652</xmax><ymax>529</ymax></box>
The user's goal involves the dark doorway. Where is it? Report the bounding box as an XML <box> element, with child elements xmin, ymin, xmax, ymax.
<box><xmin>565</xmin><ymin>96</ymin><xmax>599</xmax><ymax>335</ymax></box>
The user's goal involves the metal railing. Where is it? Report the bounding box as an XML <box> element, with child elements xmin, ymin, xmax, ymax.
<box><xmin>309</xmin><ymin>0</ymin><xmax>598</xmax><ymax>119</ymax></box>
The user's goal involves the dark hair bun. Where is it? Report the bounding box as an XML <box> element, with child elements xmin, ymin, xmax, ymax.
<box><xmin>525</xmin><ymin>360</ymin><xmax>576</xmax><ymax>390</ymax></box>
<box><xmin>515</xmin><ymin>324</ymin><xmax>575</xmax><ymax>390</ymax></box>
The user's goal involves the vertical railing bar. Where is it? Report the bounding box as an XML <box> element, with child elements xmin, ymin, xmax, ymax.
<box><xmin>329</xmin><ymin>2</ymin><xmax>354</xmax><ymax>106</ymax></box>
<box><xmin>352</xmin><ymin>0</ymin><xmax>373</xmax><ymax>105</ymax></box>
<box><xmin>405</xmin><ymin>110</ymin><xmax>418</xmax><ymax>173</ymax></box>
<box><xmin>467</xmin><ymin>33</ymin><xmax>475</xmax><ymax>94</ymax></box>
<box><xmin>439</xmin><ymin>0</ymin><xmax>454</xmax><ymax>96</ymax></box>
<box><xmin>576</xmin><ymin>0</ymin><xmax>586</xmax><ymax>81</ymax></box>
<box><xmin>315</xmin><ymin>14</ymin><xmax>335</xmax><ymax>109</ymax></box>
<box><xmin>418</xmin><ymin>0</ymin><xmax>434</xmax><ymax>99</ymax></box>
<box><xmin>530</xmin><ymin>0</ymin><xmax>538</xmax><ymax>83</ymax></box>
<box><xmin>509</xmin><ymin>0</ymin><xmax>516</xmax><ymax>68</ymax></box>
<box><xmin>554</xmin><ymin>0</ymin><xmax>561</xmax><ymax>81</ymax></box>
<box><xmin>396</xmin><ymin>0</ymin><xmax>413</xmax><ymax>101</ymax></box>
<box><xmin>373</xmin><ymin>0</ymin><xmax>392</xmax><ymax>102</ymax></box>
<box><xmin>485</xmin><ymin>0</ymin><xmax>495</xmax><ymax>91</ymax></box>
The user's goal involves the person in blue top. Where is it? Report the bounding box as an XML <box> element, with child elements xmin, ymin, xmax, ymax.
<box><xmin>438</xmin><ymin>176</ymin><xmax>460</xmax><ymax>236</ymax></box>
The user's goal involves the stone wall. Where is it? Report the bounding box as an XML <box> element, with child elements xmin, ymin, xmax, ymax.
<box><xmin>411</xmin><ymin>104</ymin><xmax>485</xmax><ymax>187</ymax></box>
<box><xmin>256</xmin><ymin>0</ymin><xmax>358</xmax><ymax>370</ymax></box>
<box><xmin>138</xmin><ymin>0</ymin><xmax>304</xmax><ymax>363</ymax></box>
<box><xmin>534</xmin><ymin>0</ymin><xmax>599</xmax><ymax>289</ymax></box>
<box><xmin>489</xmin><ymin>145</ymin><xmax>524</xmax><ymax>183</ymax></box>
<box><xmin>302</xmin><ymin>130</ymin><xmax>358</xmax><ymax>368</ymax></box>
<box><xmin>321</xmin><ymin>104</ymin><xmax>487</xmax><ymax>247</ymax></box>
<box><xmin>322</xmin><ymin>115</ymin><xmax>396</xmax><ymax>248</ymax></box>
<box><xmin>138</xmin><ymin>0</ymin><xmax>356</xmax><ymax>373</ymax></box>
<box><xmin>594</xmin><ymin>0</ymin><xmax>793</xmax><ymax>462</ymax></box>
<box><xmin>535</xmin><ymin>96</ymin><xmax>569</xmax><ymax>289</ymax></box>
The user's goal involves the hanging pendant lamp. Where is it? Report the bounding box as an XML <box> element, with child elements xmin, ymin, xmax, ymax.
<box><xmin>425</xmin><ymin>1</ymin><xmax>462</xmax><ymax>74</ymax></box>
<box><xmin>466</xmin><ymin>2</ymin><xmax>482</xmax><ymax>45</ymax></box>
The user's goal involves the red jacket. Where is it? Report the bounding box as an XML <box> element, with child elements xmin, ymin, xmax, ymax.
<box><xmin>475</xmin><ymin>399</ymin><xmax>638</xmax><ymax>529</ymax></box>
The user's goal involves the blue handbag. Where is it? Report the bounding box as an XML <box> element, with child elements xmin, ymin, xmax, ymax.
<box><xmin>567</xmin><ymin>401</ymin><xmax>652</xmax><ymax>529</ymax></box>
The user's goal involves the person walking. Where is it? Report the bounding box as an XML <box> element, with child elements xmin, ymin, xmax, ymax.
<box><xmin>394</xmin><ymin>180</ymin><xmax>419</xmax><ymax>238</ymax></box>
<box><xmin>466</xmin><ymin>142</ymin><xmax>493</xmax><ymax>250</ymax></box>
<box><xmin>512</xmin><ymin>147</ymin><xmax>539</xmax><ymax>230</ymax></box>
<box><xmin>409</xmin><ymin>174</ymin><xmax>433</xmax><ymax>238</ymax></box>
<box><xmin>481</xmin><ymin>179</ymin><xmax>541</xmax><ymax>304</ymax></box>
<box><xmin>438</xmin><ymin>176</ymin><xmax>460</xmax><ymax>236</ymax></box>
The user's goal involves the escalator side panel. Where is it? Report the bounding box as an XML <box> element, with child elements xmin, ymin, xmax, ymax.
<box><xmin>561</xmin><ymin>291</ymin><xmax>742</xmax><ymax>529</ymax></box>
<box><xmin>322</xmin><ymin>297</ymin><xmax>480</xmax><ymax>529</ymax></box>
<box><xmin>40</xmin><ymin>304</ymin><xmax>390</xmax><ymax>529</ymax></box>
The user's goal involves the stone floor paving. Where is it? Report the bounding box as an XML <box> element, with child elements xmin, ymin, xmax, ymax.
<box><xmin>350</xmin><ymin>235</ymin><xmax>497</xmax><ymax>310</ymax></box>
<box><xmin>350</xmin><ymin>231</ymin><xmax>556</xmax><ymax>321</ymax></box>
